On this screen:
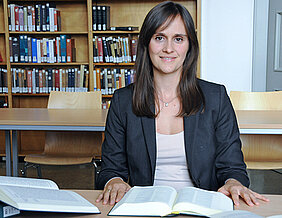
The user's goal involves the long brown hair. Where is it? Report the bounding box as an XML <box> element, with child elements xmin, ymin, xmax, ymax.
<box><xmin>132</xmin><ymin>1</ymin><xmax>204</xmax><ymax>117</ymax></box>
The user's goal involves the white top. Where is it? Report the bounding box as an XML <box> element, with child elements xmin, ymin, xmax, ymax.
<box><xmin>153</xmin><ymin>131</ymin><xmax>194</xmax><ymax>191</ymax></box>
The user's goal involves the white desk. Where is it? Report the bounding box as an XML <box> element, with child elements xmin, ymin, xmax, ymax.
<box><xmin>0</xmin><ymin>108</ymin><xmax>107</xmax><ymax>176</ymax></box>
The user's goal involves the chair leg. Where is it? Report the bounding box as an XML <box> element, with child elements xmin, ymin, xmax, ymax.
<box><xmin>36</xmin><ymin>165</ymin><xmax>42</xmax><ymax>178</ymax></box>
<box><xmin>20</xmin><ymin>162</ymin><xmax>29</xmax><ymax>177</ymax></box>
<box><xmin>93</xmin><ymin>159</ymin><xmax>101</xmax><ymax>189</ymax></box>
<box><xmin>20</xmin><ymin>162</ymin><xmax>42</xmax><ymax>178</ymax></box>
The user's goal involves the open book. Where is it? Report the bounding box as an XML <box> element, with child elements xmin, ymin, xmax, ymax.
<box><xmin>108</xmin><ymin>186</ymin><xmax>234</xmax><ymax>217</ymax></box>
<box><xmin>0</xmin><ymin>176</ymin><xmax>100</xmax><ymax>214</ymax></box>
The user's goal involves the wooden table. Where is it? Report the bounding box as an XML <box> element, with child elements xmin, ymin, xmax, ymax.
<box><xmin>0</xmin><ymin>108</ymin><xmax>107</xmax><ymax>176</ymax></box>
<box><xmin>17</xmin><ymin>190</ymin><xmax>282</xmax><ymax>217</ymax></box>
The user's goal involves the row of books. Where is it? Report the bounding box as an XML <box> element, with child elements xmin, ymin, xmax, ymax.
<box><xmin>9</xmin><ymin>35</ymin><xmax>75</xmax><ymax>63</ymax></box>
<box><xmin>11</xmin><ymin>66</ymin><xmax>88</xmax><ymax>94</ymax></box>
<box><xmin>0</xmin><ymin>68</ymin><xmax>8</xmax><ymax>93</ymax></box>
<box><xmin>8</xmin><ymin>3</ymin><xmax>61</xmax><ymax>32</ymax></box>
<box><xmin>93</xmin><ymin>68</ymin><xmax>135</xmax><ymax>95</ymax></box>
<box><xmin>92</xmin><ymin>5</ymin><xmax>110</xmax><ymax>31</ymax></box>
<box><xmin>93</xmin><ymin>36</ymin><xmax>137</xmax><ymax>63</ymax></box>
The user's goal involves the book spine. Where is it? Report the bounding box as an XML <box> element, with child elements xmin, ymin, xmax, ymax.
<box><xmin>32</xmin><ymin>6</ymin><xmax>35</xmax><ymax>31</ymax></box>
<box><xmin>97</xmin><ymin>6</ymin><xmax>102</xmax><ymax>31</ymax></box>
<box><xmin>31</xmin><ymin>38</ymin><xmax>37</xmax><ymax>63</ymax></box>
<box><xmin>49</xmin><ymin>7</ymin><xmax>54</xmax><ymax>32</ymax></box>
<box><xmin>35</xmin><ymin>4</ymin><xmax>41</xmax><ymax>32</ymax></box>
<box><xmin>19</xmin><ymin>6</ymin><xmax>23</xmax><ymax>31</ymax></box>
<box><xmin>46</xmin><ymin>3</ymin><xmax>50</xmax><ymax>31</ymax></box>
<box><xmin>15</xmin><ymin>6</ymin><xmax>19</xmax><ymax>31</ymax></box>
<box><xmin>19</xmin><ymin>35</ymin><xmax>24</xmax><ymax>62</ymax></box>
<box><xmin>97</xmin><ymin>37</ymin><xmax>103</xmax><ymax>63</ymax></box>
<box><xmin>10</xmin><ymin>4</ymin><xmax>15</xmax><ymax>31</ymax></box>
<box><xmin>66</xmin><ymin>38</ymin><xmax>72</xmax><ymax>62</ymax></box>
<box><xmin>57</xmin><ymin>10</ymin><xmax>61</xmax><ymax>31</ymax></box>
<box><xmin>92</xmin><ymin>6</ymin><xmax>97</xmax><ymax>31</ymax></box>
<box><xmin>27</xmin><ymin>6</ymin><xmax>32</xmax><ymax>32</ymax></box>
<box><xmin>23</xmin><ymin>6</ymin><xmax>28</xmax><ymax>31</ymax></box>
<box><xmin>42</xmin><ymin>4</ymin><xmax>46</xmax><ymax>31</ymax></box>
<box><xmin>12</xmin><ymin>37</ymin><xmax>19</xmax><ymax>63</ymax></box>
<box><xmin>60</xmin><ymin>35</ymin><xmax>67</xmax><ymax>63</ymax></box>
<box><xmin>9</xmin><ymin>37</ymin><xmax>13</xmax><ymax>62</ymax></box>
<box><xmin>8</xmin><ymin>4</ymin><xmax>11</xmax><ymax>31</ymax></box>
<box><xmin>24</xmin><ymin>35</ymin><xmax>28</xmax><ymax>63</ymax></box>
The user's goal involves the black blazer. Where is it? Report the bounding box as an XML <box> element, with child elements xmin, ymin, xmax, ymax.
<box><xmin>96</xmin><ymin>79</ymin><xmax>249</xmax><ymax>190</ymax></box>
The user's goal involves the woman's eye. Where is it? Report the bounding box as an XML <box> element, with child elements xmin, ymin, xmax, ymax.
<box><xmin>155</xmin><ymin>36</ymin><xmax>164</xmax><ymax>41</ymax></box>
<box><xmin>175</xmin><ymin>37</ymin><xmax>183</xmax><ymax>42</ymax></box>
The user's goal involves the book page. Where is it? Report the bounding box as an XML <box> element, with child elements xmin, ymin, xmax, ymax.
<box><xmin>0</xmin><ymin>176</ymin><xmax>58</xmax><ymax>190</ymax></box>
<box><xmin>172</xmin><ymin>187</ymin><xmax>233</xmax><ymax>216</ymax></box>
<box><xmin>109</xmin><ymin>186</ymin><xmax>177</xmax><ymax>216</ymax></box>
<box><xmin>0</xmin><ymin>186</ymin><xmax>99</xmax><ymax>213</ymax></box>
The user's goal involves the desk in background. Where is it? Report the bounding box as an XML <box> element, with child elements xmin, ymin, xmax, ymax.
<box><xmin>0</xmin><ymin>108</ymin><xmax>107</xmax><ymax>176</ymax></box>
<box><xmin>235</xmin><ymin>110</ymin><xmax>282</xmax><ymax>169</ymax></box>
<box><xmin>17</xmin><ymin>190</ymin><xmax>282</xmax><ymax>217</ymax></box>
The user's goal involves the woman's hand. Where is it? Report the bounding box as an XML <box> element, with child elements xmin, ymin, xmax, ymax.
<box><xmin>218</xmin><ymin>179</ymin><xmax>269</xmax><ymax>206</ymax></box>
<box><xmin>96</xmin><ymin>178</ymin><xmax>131</xmax><ymax>205</ymax></box>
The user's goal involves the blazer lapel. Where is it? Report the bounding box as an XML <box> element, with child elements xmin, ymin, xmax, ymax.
<box><xmin>141</xmin><ymin>115</ymin><xmax>156</xmax><ymax>180</ymax></box>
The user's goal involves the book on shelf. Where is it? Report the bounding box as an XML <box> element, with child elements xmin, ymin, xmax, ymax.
<box><xmin>0</xmin><ymin>202</ymin><xmax>20</xmax><ymax>218</ymax></box>
<box><xmin>10</xmin><ymin>35</ymin><xmax>75</xmax><ymax>63</ymax></box>
<box><xmin>93</xmin><ymin>68</ymin><xmax>135</xmax><ymax>95</ymax></box>
<box><xmin>11</xmin><ymin>66</ymin><xmax>89</xmax><ymax>94</ymax></box>
<box><xmin>8</xmin><ymin>3</ymin><xmax>60</xmax><ymax>32</ymax></box>
<box><xmin>110</xmin><ymin>26</ymin><xmax>139</xmax><ymax>31</ymax></box>
<box><xmin>0</xmin><ymin>52</ymin><xmax>3</xmax><ymax>62</ymax></box>
<box><xmin>93</xmin><ymin>5</ymin><xmax>110</xmax><ymax>31</ymax></box>
<box><xmin>108</xmin><ymin>186</ymin><xmax>234</xmax><ymax>217</ymax></box>
<box><xmin>0</xmin><ymin>176</ymin><xmax>100</xmax><ymax>214</ymax></box>
<box><xmin>93</xmin><ymin>36</ymin><xmax>136</xmax><ymax>63</ymax></box>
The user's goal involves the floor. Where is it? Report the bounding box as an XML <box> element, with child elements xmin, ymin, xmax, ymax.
<box><xmin>0</xmin><ymin>158</ymin><xmax>281</xmax><ymax>194</ymax></box>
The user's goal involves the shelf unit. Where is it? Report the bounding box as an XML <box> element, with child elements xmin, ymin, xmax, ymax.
<box><xmin>0</xmin><ymin>0</ymin><xmax>200</xmax><ymax>155</ymax></box>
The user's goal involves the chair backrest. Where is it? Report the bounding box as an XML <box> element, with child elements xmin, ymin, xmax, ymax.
<box><xmin>230</xmin><ymin>91</ymin><xmax>282</xmax><ymax>110</ymax></box>
<box><xmin>48</xmin><ymin>91</ymin><xmax>102</xmax><ymax>109</ymax></box>
<box><xmin>44</xmin><ymin>91</ymin><xmax>102</xmax><ymax>157</ymax></box>
<box><xmin>230</xmin><ymin>91</ymin><xmax>282</xmax><ymax>169</ymax></box>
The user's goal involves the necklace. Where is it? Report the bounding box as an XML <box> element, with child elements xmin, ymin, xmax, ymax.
<box><xmin>159</xmin><ymin>96</ymin><xmax>178</xmax><ymax>107</ymax></box>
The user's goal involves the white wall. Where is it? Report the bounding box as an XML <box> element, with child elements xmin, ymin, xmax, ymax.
<box><xmin>201</xmin><ymin>0</ymin><xmax>255</xmax><ymax>94</ymax></box>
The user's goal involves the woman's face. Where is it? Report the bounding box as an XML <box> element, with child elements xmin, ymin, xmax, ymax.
<box><xmin>149</xmin><ymin>15</ymin><xmax>189</xmax><ymax>77</ymax></box>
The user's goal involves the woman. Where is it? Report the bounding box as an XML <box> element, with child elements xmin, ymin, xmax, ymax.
<box><xmin>96</xmin><ymin>1</ymin><xmax>268</xmax><ymax>206</ymax></box>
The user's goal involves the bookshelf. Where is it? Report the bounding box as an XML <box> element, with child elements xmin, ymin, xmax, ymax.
<box><xmin>0</xmin><ymin>0</ymin><xmax>201</xmax><ymax>156</ymax></box>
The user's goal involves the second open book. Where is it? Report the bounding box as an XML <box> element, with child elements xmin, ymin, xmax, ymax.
<box><xmin>0</xmin><ymin>176</ymin><xmax>100</xmax><ymax>214</ymax></box>
<box><xmin>108</xmin><ymin>186</ymin><xmax>234</xmax><ymax>217</ymax></box>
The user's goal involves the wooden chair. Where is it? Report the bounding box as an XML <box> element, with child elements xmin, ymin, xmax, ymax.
<box><xmin>230</xmin><ymin>91</ymin><xmax>282</xmax><ymax>169</ymax></box>
<box><xmin>21</xmin><ymin>91</ymin><xmax>103</xmax><ymax>189</ymax></box>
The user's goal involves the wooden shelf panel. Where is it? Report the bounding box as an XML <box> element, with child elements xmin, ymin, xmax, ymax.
<box><xmin>94</xmin><ymin>63</ymin><xmax>135</xmax><ymax>66</ymax></box>
<box><xmin>12</xmin><ymin>93</ymin><xmax>49</xmax><ymax>96</ymax></box>
<box><xmin>0</xmin><ymin>93</ymin><xmax>8</xmax><ymax>96</ymax></box>
<box><xmin>0</xmin><ymin>35</ymin><xmax>6</xmax><ymax>63</ymax></box>
<box><xmin>0</xmin><ymin>1</ymin><xmax>4</xmax><ymax>33</ymax></box>
<box><xmin>93</xmin><ymin>31</ymin><xmax>139</xmax><ymax>34</ymax></box>
<box><xmin>102</xmin><ymin>95</ymin><xmax>113</xmax><ymax>98</ymax></box>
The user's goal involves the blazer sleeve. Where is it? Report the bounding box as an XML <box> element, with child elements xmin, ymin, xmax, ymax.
<box><xmin>214</xmin><ymin>85</ymin><xmax>250</xmax><ymax>187</ymax></box>
<box><xmin>96</xmin><ymin>90</ymin><xmax>129</xmax><ymax>189</ymax></box>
